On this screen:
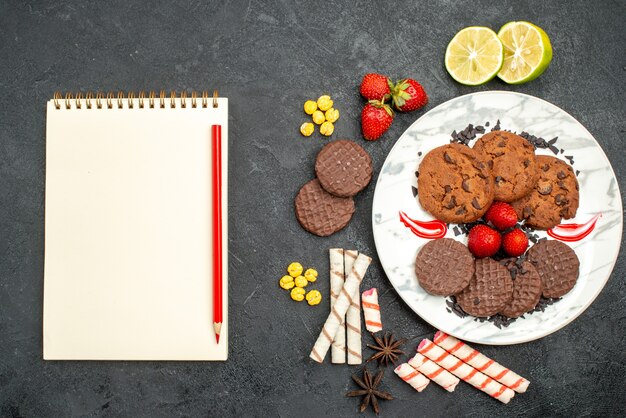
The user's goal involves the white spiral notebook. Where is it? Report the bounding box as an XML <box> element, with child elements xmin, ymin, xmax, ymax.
<box><xmin>43</xmin><ymin>91</ymin><xmax>228</xmax><ymax>360</ymax></box>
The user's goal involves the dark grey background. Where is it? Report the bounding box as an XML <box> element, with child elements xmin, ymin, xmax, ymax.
<box><xmin>1</xmin><ymin>0</ymin><xmax>625</xmax><ymax>416</ymax></box>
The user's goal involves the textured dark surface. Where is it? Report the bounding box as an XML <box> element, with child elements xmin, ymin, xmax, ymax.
<box><xmin>1</xmin><ymin>0</ymin><xmax>625</xmax><ymax>416</ymax></box>
<box><xmin>315</xmin><ymin>139</ymin><xmax>372</xmax><ymax>198</ymax></box>
<box><xmin>457</xmin><ymin>258</ymin><xmax>514</xmax><ymax>318</ymax></box>
<box><xmin>294</xmin><ymin>178</ymin><xmax>355</xmax><ymax>236</ymax></box>
<box><xmin>415</xmin><ymin>238</ymin><xmax>474</xmax><ymax>296</ymax></box>
<box><xmin>528</xmin><ymin>240</ymin><xmax>580</xmax><ymax>299</ymax></box>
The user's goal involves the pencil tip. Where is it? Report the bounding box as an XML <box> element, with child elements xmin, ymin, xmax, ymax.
<box><xmin>215</xmin><ymin>334</ymin><xmax>220</xmax><ymax>344</ymax></box>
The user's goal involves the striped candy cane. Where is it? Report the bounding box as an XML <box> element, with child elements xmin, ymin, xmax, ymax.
<box><xmin>394</xmin><ymin>363</ymin><xmax>430</xmax><ymax>392</ymax></box>
<box><xmin>408</xmin><ymin>353</ymin><xmax>459</xmax><ymax>392</ymax></box>
<box><xmin>362</xmin><ymin>288</ymin><xmax>382</xmax><ymax>333</ymax></box>
<box><xmin>418</xmin><ymin>339</ymin><xmax>515</xmax><ymax>404</ymax></box>
<box><xmin>434</xmin><ymin>331</ymin><xmax>529</xmax><ymax>393</ymax></box>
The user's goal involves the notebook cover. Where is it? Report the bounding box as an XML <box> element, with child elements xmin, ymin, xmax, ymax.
<box><xmin>43</xmin><ymin>97</ymin><xmax>228</xmax><ymax>360</ymax></box>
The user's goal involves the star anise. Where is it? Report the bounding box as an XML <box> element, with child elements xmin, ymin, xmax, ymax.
<box><xmin>366</xmin><ymin>332</ymin><xmax>406</xmax><ymax>366</ymax></box>
<box><xmin>346</xmin><ymin>368</ymin><xmax>393</xmax><ymax>415</ymax></box>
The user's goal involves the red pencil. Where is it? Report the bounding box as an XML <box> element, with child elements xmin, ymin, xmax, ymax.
<box><xmin>211</xmin><ymin>124</ymin><xmax>223</xmax><ymax>344</ymax></box>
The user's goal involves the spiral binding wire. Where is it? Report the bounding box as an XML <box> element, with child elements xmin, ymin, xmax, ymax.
<box><xmin>53</xmin><ymin>90</ymin><xmax>219</xmax><ymax>110</ymax></box>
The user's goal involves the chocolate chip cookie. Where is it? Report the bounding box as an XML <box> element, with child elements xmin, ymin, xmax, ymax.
<box><xmin>414</xmin><ymin>238</ymin><xmax>475</xmax><ymax>296</ymax></box>
<box><xmin>498</xmin><ymin>259</ymin><xmax>543</xmax><ymax>318</ymax></box>
<box><xmin>456</xmin><ymin>258</ymin><xmax>514</xmax><ymax>317</ymax></box>
<box><xmin>315</xmin><ymin>139</ymin><xmax>372</xmax><ymax>197</ymax></box>
<box><xmin>473</xmin><ymin>131</ymin><xmax>539</xmax><ymax>202</ymax></box>
<box><xmin>294</xmin><ymin>179</ymin><xmax>355</xmax><ymax>236</ymax></box>
<box><xmin>527</xmin><ymin>240</ymin><xmax>580</xmax><ymax>298</ymax></box>
<box><xmin>417</xmin><ymin>144</ymin><xmax>495</xmax><ymax>224</ymax></box>
<box><xmin>511</xmin><ymin>155</ymin><xmax>579</xmax><ymax>229</ymax></box>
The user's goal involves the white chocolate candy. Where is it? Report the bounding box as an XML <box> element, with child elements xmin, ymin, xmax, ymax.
<box><xmin>433</xmin><ymin>331</ymin><xmax>529</xmax><ymax>393</ymax></box>
<box><xmin>329</xmin><ymin>248</ymin><xmax>346</xmax><ymax>364</ymax></box>
<box><xmin>310</xmin><ymin>254</ymin><xmax>372</xmax><ymax>363</ymax></box>
<box><xmin>418</xmin><ymin>339</ymin><xmax>515</xmax><ymax>404</ymax></box>
<box><xmin>344</xmin><ymin>250</ymin><xmax>362</xmax><ymax>365</ymax></box>
<box><xmin>394</xmin><ymin>363</ymin><xmax>430</xmax><ymax>392</ymax></box>
<box><xmin>409</xmin><ymin>352</ymin><xmax>459</xmax><ymax>392</ymax></box>
<box><xmin>362</xmin><ymin>288</ymin><xmax>382</xmax><ymax>333</ymax></box>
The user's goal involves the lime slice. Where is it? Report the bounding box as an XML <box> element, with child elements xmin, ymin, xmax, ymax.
<box><xmin>445</xmin><ymin>26</ymin><xmax>504</xmax><ymax>86</ymax></box>
<box><xmin>497</xmin><ymin>21</ymin><xmax>552</xmax><ymax>84</ymax></box>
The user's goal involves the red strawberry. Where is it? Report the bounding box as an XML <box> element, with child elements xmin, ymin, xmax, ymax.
<box><xmin>360</xmin><ymin>73</ymin><xmax>391</xmax><ymax>101</ymax></box>
<box><xmin>391</xmin><ymin>78</ymin><xmax>428</xmax><ymax>112</ymax></box>
<box><xmin>361</xmin><ymin>100</ymin><xmax>394</xmax><ymax>141</ymax></box>
<box><xmin>501</xmin><ymin>228</ymin><xmax>529</xmax><ymax>257</ymax></box>
<box><xmin>467</xmin><ymin>224</ymin><xmax>501</xmax><ymax>258</ymax></box>
<box><xmin>484</xmin><ymin>201</ymin><xmax>518</xmax><ymax>230</ymax></box>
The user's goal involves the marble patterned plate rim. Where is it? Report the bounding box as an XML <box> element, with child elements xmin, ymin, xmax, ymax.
<box><xmin>372</xmin><ymin>90</ymin><xmax>623</xmax><ymax>345</ymax></box>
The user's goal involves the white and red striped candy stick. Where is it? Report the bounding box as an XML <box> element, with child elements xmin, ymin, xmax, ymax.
<box><xmin>434</xmin><ymin>331</ymin><xmax>529</xmax><ymax>393</ymax></box>
<box><xmin>362</xmin><ymin>288</ymin><xmax>382</xmax><ymax>333</ymax></box>
<box><xmin>394</xmin><ymin>363</ymin><xmax>430</xmax><ymax>392</ymax></box>
<box><xmin>408</xmin><ymin>353</ymin><xmax>459</xmax><ymax>392</ymax></box>
<box><xmin>418</xmin><ymin>339</ymin><xmax>515</xmax><ymax>404</ymax></box>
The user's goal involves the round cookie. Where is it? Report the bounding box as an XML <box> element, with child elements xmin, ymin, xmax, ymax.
<box><xmin>417</xmin><ymin>144</ymin><xmax>495</xmax><ymax>224</ymax></box>
<box><xmin>294</xmin><ymin>179</ymin><xmax>355</xmax><ymax>237</ymax></box>
<box><xmin>527</xmin><ymin>240</ymin><xmax>580</xmax><ymax>298</ymax></box>
<box><xmin>511</xmin><ymin>155</ymin><xmax>579</xmax><ymax>230</ymax></box>
<box><xmin>473</xmin><ymin>131</ymin><xmax>539</xmax><ymax>202</ymax></box>
<box><xmin>415</xmin><ymin>238</ymin><xmax>475</xmax><ymax>296</ymax></box>
<box><xmin>456</xmin><ymin>258</ymin><xmax>513</xmax><ymax>317</ymax></box>
<box><xmin>315</xmin><ymin>139</ymin><xmax>373</xmax><ymax>197</ymax></box>
<box><xmin>498</xmin><ymin>259</ymin><xmax>543</xmax><ymax>318</ymax></box>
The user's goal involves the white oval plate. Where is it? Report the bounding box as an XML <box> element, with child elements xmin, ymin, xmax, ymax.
<box><xmin>372</xmin><ymin>91</ymin><xmax>623</xmax><ymax>345</ymax></box>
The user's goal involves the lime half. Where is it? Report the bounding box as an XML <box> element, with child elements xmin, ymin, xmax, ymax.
<box><xmin>445</xmin><ymin>26</ymin><xmax>504</xmax><ymax>86</ymax></box>
<box><xmin>497</xmin><ymin>21</ymin><xmax>552</xmax><ymax>84</ymax></box>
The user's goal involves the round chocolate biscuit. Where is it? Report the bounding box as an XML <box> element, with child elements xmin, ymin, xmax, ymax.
<box><xmin>315</xmin><ymin>139</ymin><xmax>372</xmax><ymax>197</ymax></box>
<box><xmin>415</xmin><ymin>238</ymin><xmax>475</xmax><ymax>296</ymax></box>
<box><xmin>511</xmin><ymin>155</ymin><xmax>579</xmax><ymax>230</ymax></box>
<box><xmin>457</xmin><ymin>258</ymin><xmax>513</xmax><ymax>317</ymax></box>
<box><xmin>473</xmin><ymin>131</ymin><xmax>539</xmax><ymax>202</ymax></box>
<box><xmin>417</xmin><ymin>144</ymin><xmax>495</xmax><ymax>224</ymax></box>
<box><xmin>498</xmin><ymin>259</ymin><xmax>543</xmax><ymax>318</ymax></box>
<box><xmin>294</xmin><ymin>179</ymin><xmax>355</xmax><ymax>237</ymax></box>
<box><xmin>527</xmin><ymin>240</ymin><xmax>580</xmax><ymax>298</ymax></box>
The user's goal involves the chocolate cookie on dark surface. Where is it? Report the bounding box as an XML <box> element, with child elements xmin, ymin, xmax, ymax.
<box><xmin>499</xmin><ymin>259</ymin><xmax>543</xmax><ymax>318</ymax></box>
<box><xmin>511</xmin><ymin>155</ymin><xmax>579</xmax><ymax>230</ymax></box>
<box><xmin>414</xmin><ymin>238</ymin><xmax>475</xmax><ymax>296</ymax></box>
<box><xmin>315</xmin><ymin>139</ymin><xmax>372</xmax><ymax>197</ymax></box>
<box><xmin>417</xmin><ymin>144</ymin><xmax>495</xmax><ymax>224</ymax></box>
<box><xmin>294</xmin><ymin>179</ymin><xmax>355</xmax><ymax>237</ymax></box>
<box><xmin>527</xmin><ymin>240</ymin><xmax>580</xmax><ymax>298</ymax></box>
<box><xmin>456</xmin><ymin>258</ymin><xmax>514</xmax><ymax>317</ymax></box>
<box><xmin>473</xmin><ymin>131</ymin><xmax>539</xmax><ymax>202</ymax></box>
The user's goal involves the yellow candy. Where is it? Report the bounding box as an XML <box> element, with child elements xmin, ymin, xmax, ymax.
<box><xmin>325</xmin><ymin>108</ymin><xmax>339</xmax><ymax>123</ymax></box>
<box><xmin>291</xmin><ymin>287</ymin><xmax>306</xmax><ymax>302</ymax></box>
<box><xmin>304</xmin><ymin>100</ymin><xmax>318</xmax><ymax>115</ymax></box>
<box><xmin>300</xmin><ymin>122</ymin><xmax>314</xmax><ymax>137</ymax></box>
<box><xmin>312</xmin><ymin>110</ymin><xmax>325</xmax><ymax>125</ymax></box>
<box><xmin>317</xmin><ymin>95</ymin><xmax>333</xmax><ymax>111</ymax></box>
<box><xmin>287</xmin><ymin>262</ymin><xmax>303</xmax><ymax>277</ymax></box>
<box><xmin>320</xmin><ymin>121</ymin><xmax>334</xmax><ymax>136</ymax></box>
<box><xmin>304</xmin><ymin>268</ymin><xmax>318</xmax><ymax>283</ymax></box>
<box><xmin>294</xmin><ymin>275</ymin><xmax>308</xmax><ymax>288</ymax></box>
<box><xmin>279</xmin><ymin>275</ymin><xmax>295</xmax><ymax>290</ymax></box>
<box><xmin>306</xmin><ymin>290</ymin><xmax>322</xmax><ymax>306</ymax></box>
